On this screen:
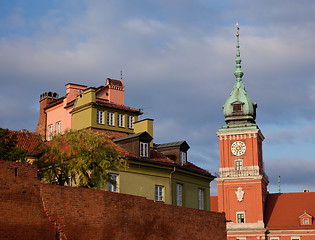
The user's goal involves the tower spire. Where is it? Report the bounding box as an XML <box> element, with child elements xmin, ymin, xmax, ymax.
<box><xmin>234</xmin><ymin>22</ymin><xmax>244</xmax><ymax>83</ymax></box>
<box><xmin>219</xmin><ymin>23</ymin><xmax>258</xmax><ymax>130</ymax></box>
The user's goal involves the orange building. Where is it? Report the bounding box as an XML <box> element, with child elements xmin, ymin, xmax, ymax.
<box><xmin>210</xmin><ymin>27</ymin><xmax>315</xmax><ymax>240</ymax></box>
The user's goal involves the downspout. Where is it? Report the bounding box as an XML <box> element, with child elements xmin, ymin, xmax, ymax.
<box><xmin>44</xmin><ymin>110</ymin><xmax>47</xmax><ymax>141</ymax></box>
<box><xmin>170</xmin><ymin>166</ymin><xmax>176</xmax><ymax>205</ymax></box>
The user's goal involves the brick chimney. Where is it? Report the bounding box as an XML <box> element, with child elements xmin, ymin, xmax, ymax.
<box><xmin>35</xmin><ymin>92</ymin><xmax>59</xmax><ymax>140</ymax></box>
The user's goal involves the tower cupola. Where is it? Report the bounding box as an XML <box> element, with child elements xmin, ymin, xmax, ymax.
<box><xmin>220</xmin><ymin>24</ymin><xmax>257</xmax><ymax>130</ymax></box>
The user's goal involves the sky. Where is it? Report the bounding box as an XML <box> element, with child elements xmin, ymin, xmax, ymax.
<box><xmin>1</xmin><ymin>0</ymin><xmax>315</xmax><ymax>195</ymax></box>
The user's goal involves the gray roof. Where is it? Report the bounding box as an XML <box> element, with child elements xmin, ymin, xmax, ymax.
<box><xmin>154</xmin><ymin>141</ymin><xmax>189</xmax><ymax>149</ymax></box>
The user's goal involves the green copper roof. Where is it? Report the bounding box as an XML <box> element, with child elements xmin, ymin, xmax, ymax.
<box><xmin>219</xmin><ymin>25</ymin><xmax>258</xmax><ymax>132</ymax></box>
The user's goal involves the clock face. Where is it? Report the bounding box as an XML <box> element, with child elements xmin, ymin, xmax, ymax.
<box><xmin>231</xmin><ymin>141</ymin><xmax>246</xmax><ymax>156</ymax></box>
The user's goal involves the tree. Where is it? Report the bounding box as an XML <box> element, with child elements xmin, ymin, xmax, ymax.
<box><xmin>34</xmin><ymin>129</ymin><xmax>127</xmax><ymax>188</ymax></box>
<box><xmin>0</xmin><ymin>128</ymin><xmax>28</xmax><ymax>162</ymax></box>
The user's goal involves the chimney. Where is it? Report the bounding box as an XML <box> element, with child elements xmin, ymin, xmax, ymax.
<box><xmin>35</xmin><ymin>92</ymin><xmax>59</xmax><ymax>139</ymax></box>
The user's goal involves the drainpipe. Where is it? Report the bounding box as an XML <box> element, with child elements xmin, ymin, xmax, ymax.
<box><xmin>170</xmin><ymin>167</ymin><xmax>176</xmax><ymax>205</ymax></box>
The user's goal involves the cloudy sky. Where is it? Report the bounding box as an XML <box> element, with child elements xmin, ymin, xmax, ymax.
<box><xmin>1</xmin><ymin>0</ymin><xmax>315</xmax><ymax>195</ymax></box>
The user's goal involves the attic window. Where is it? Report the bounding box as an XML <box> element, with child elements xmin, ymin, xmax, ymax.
<box><xmin>140</xmin><ymin>142</ymin><xmax>149</xmax><ymax>157</ymax></box>
<box><xmin>233</xmin><ymin>103</ymin><xmax>242</xmax><ymax>112</ymax></box>
<box><xmin>299</xmin><ymin>211</ymin><xmax>313</xmax><ymax>226</ymax></box>
<box><xmin>180</xmin><ymin>151</ymin><xmax>187</xmax><ymax>165</ymax></box>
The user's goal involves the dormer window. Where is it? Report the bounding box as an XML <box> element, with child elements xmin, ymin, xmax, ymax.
<box><xmin>299</xmin><ymin>210</ymin><xmax>313</xmax><ymax>226</ymax></box>
<box><xmin>140</xmin><ymin>142</ymin><xmax>149</xmax><ymax>157</ymax></box>
<box><xmin>233</xmin><ymin>103</ymin><xmax>242</xmax><ymax>112</ymax></box>
<box><xmin>180</xmin><ymin>151</ymin><xmax>187</xmax><ymax>165</ymax></box>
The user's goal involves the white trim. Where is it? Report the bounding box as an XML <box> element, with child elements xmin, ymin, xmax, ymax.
<box><xmin>236</xmin><ymin>211</ymin><xmax>245</xmax><ymax>223</ymax></box>
<box><xmin>117</xmin><ymin>113</ymin><xmax>124</xmax><ymax>127</ymax></box>
<box><xmin>155</xmin><ymin>185</ymin><xmax>164</xmax><ymax>202</ymax></box>
<box><xmin>176</xmin><ymin>183</ymin><xmax>183</xmax><ymax>206</ymax></box>
<box><xmin>97</xmin><ymin>110</ymin><xmax>104</xmax><ymax>124</ymax></box>
<box><xmin>56</xmin><ymin>121</ymin><xmax>61</xmax><ymax>134</ymax></box>
<box><xmin>198</xmin><ymin>188</ymin><xmax>204</xmax><ymax>210</ymax></box>
<box><xmin>140</xmin><ymin>142</ymin><xmax>149</xmax><ymax>157</ymax></box>
<box><xmin>107</xmin><ymin>112</ymin><xmax>114</xmax><ymax>126</ymax></box>
<box><xmin>48</xmin><ymin>124</ymin><xmax>53</xmax><ymax>140</ymax></box>
<box><xmin>108</xmin><ymin>173</ymin><xmax>118</xmax><ymax>192</ymax></box>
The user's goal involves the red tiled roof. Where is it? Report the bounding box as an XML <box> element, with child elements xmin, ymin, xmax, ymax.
<box><xmin>265</xmin><ymin>192</ymin><xmax>315</xmax><ymax>230</ymax></box>
<box><xmin>10</xmin><ymin>130</ymin><xmax>42</xmax><ymax>154</ymax></box>
<box><xmin>210</xmin><ymin>196</ymin><xmax>218</xmax><ymax>212</ymax></box>
<box><xmin>95</xmin><ymin>98</ymin><xmax>141</xmax><ymax>113</ymax></box>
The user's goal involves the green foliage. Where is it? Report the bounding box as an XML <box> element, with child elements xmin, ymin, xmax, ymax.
<box><xmin>0</xmin><ymin>128</ymin><xmax>28</xmax><ymax>162</ymax></box>
<box><xmin>34</xmin><ymin>129</ymin><xmax>127</xmax><ymax>188</ymax></box>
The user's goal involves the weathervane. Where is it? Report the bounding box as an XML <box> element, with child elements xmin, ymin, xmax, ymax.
<box><xmin>236</xmin><ymin>22</ymin><xmax>239</xmax><ymax>37</ymax></box>
<box><xmin>120</xmin><ymin>70</ymin><xmax>123</xmax><ymax>80</ymax></box>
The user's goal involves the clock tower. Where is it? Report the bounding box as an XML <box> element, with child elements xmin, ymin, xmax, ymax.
<box><xmin>216</xmin><ymin>26</ymin><xmax>269</xmax><ymax>240</ymax></box>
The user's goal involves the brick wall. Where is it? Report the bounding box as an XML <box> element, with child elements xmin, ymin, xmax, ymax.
<box><xmin>0</xmin><ymin>160</ymin><xmax>227</xmax><ymax>240</ymax></box>
<box><xmin>0</xmin><ymin>160</ymin><xmax>58</xmax><ymax>240</ymax></box>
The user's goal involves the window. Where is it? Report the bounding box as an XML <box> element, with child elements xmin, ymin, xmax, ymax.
<box><xmin>303</xmin><ymin>218</ymin><xmax>310</xmax><ymax>225</ymax></box>
<box><xmin>127</xmin><ymin>115</ymin><xmax>134</xmax><ymax>129</ymax></box>
<box><xmin>233</xmin><ymin>103</ymin><xmax>242</xmax><ymax>112</ymax></box>
<box><xmin>236</xmin><ymin>212</ymin><xmax>245</xmax><ymax>223</ymax></box>
<box><xmin>176</xmin><ymin>184</ymin><xmax>183</xmax><ymax>206</ymax></box>
<box><xmin>180</xmin><ymin>151</ymin><xmax>187</xmax><ymax>165</ymax></box>
<box><xmin>198</xmin><ymin>189</ymin><xmax>204</xmax><ymax>210</ymax></box>
<box><xmin>107</xmin><ymin>112</ymin><xmax>114</xmax><ymax>126</ymax></box>
<box><xmin>56</xmin><ymin>121</ymin><xmax>61</xmax><ymax>134</ymax></box>
<box><xmin>235</xmin><ymin>159</ymin><xmax>243</xmax><ymax>170</ymax></box>
<box><xmin>97</xmin><ymin>110</ymin><xmax>104</xmax><ymax>124</ymax></box>
<box><xmin>48</xmin><ymin>124</ymin><xmax>53</xmax><ymax>140</ymax></box>
<box><xmin>270</xmin><ymin>238</ymin><xmax>279</xmax><ymax>240</ymax></box>
<box><xmin>108</xmin><ymin>174</ymin><xmax>118</xmax><ymax>192</ymax></box>
<box><xmin>140</xmin><ymin>142</ymin><xmax>149</xmax><ymax>157</ymax></box>
<box><xmin>155</xmin><ymin>185</ymin><xmax>164</xmax><ymax>202</ymax></box>
<box><xmin>291</xmin><ymin>237</ymin><xmax>300</xmax><ymax>240</ymax></box>
<box><xmin>117</xmin><ymin>114</ymin><xmax>124</xmax><ymax>127</ymax></box>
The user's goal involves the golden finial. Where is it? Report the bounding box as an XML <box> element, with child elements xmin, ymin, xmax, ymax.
<box><xmin>236</xmin><ymin>22</ymin><xmax>239</xmax><ymax>37</ymax></box>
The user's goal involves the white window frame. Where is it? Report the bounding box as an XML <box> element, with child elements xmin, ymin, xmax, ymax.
<box><xmin>180</xmin><ymin>151</ymin><xmax>187</xmax><ymax>165</ymax></box>
<box><xmin>291</xmin><ymin>237</ymin><xmax>300</xmax><ymax>240</ymax></box>
<box><xmin>176</xmin><ymin>184</ymin><xmax>183</xmax><ymax>206</ymax></box>
<box><xmin>303</xmin><ymin>218</ymin><xmax>310</xmax><ymax>225</ymax></box>
<box><xmin>117</xmin><ymin>113</ymin><xmax>124</xmax><ymax>128</ymax></box>
<box><xmin>235</xmin><ymin>159</ymin><xmax>243</xmax><ymax>170</ymax></box>
<box><xmin>155</xmin><ymin>185</ymin><xmax>164</xmax><ymax>202</ymax></box>
<box><xmin>48</xmin><ymin>124</ymin><xmax>53</xmax><ymax>140</ymax></box>
<box><xmin>198</xmin><ymin>188</ymin><xmax>204</xmax><ymax>210</ymax></box>
<box><xmin>236</xmin><ymin>211</ymin><xmax>245</xmax><ymax>223</ymax></box>
<box><xmin>107</xmin><ymin>112</ymin><xmax>114</xmax><ymax>126</ymax></box>
<box><xmin>140</xmin><ymin>142</ymin><xmax>149</xmax><ymax>157</ymax></box>
<box><xmin>97</xmin><ymin>110</ymin><xmax>104</xmax><ymax>124</ymax></box>
<box><xmin>56</xmin><ymin>121</ymin><xmax>61</xmax><ymax>134</ymax></box>
<box><xmin>127</xmin><ymin>115</ymin><xmax>134</xmax><ymax>129</ymax></box>
<box><xmin>108</xmin><ymin>174</ymin><xmax>118</xmax><ymax>192</ymax></box>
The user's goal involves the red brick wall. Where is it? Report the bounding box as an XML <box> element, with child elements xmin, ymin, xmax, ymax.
<box><xmin>0</xmin><ymin>160</ymin><xmax>227</xmax><ymax>240</ymax></box>
<box><xmin>0</xmin><ymin>160</ymin><xmax>58</xmax><ymax>240</ymax></box>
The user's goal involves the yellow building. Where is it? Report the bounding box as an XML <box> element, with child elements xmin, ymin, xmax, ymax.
<box><xmin>35</xmin><ymin>78</ymin><xmax>215</xmax><ymax>210</ymax></box>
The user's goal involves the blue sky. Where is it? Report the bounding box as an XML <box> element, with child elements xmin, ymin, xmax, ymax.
<box><xmin>1</xmin><ymin>0</ymin><xmax>315</xmax><ymax>195</ymax></box>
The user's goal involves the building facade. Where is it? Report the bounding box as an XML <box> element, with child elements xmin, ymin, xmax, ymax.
<box><xmin>35</xmin><ymin>77</ymin><xmax>215</xmax><ymax>211</ymax></box>
<box><xmin>211</xmin><ymin>27</ymin><xmax>315</xmax><ymax>240</ymax></box>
